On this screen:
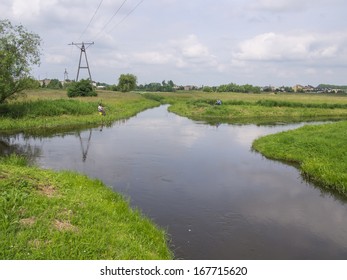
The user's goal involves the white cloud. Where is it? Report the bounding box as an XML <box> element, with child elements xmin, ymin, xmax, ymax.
<box><xmin>45</xmin><ymin>53</ymin><xmax>68</xmax><ymax>64</ymax></box>
<box><xmin>232</xmin><ymin>32</ymin><xmax>347</xmax><ymax>63</ymax></box>
<box><xmin>2</xmin><ymin>0</ymin><xmax>347</xmax><ymax>85</ymax></box>
<box><xmin>12</xmin><ymin>0</ymin><xmax>40</xmax><ymax>19</ymax></box>
<box><xmin>133</xmin><ymin>51</ymin><xmax>173</xmax><ymax>65</ymax></box>
<box><xmin>249</xmin><ymin>0</ymin><xmax>339</xmax><ymax>13</ymax></box>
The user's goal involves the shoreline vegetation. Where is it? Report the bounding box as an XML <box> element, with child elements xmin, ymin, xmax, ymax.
<box><xmin>2</xmin><ymin>89</ymin><xmax>347</xmax><ymax>259</ymax></box>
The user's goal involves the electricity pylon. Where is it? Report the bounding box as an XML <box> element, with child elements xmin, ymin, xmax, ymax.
<box><xmin>69</xmin><ymin>42</ymin><xmax>94</xmax><ymax>82</ymax></box>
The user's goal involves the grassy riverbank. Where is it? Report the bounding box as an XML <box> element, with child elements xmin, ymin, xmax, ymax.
<box><xmin>160</xmin><ymin>92</ymin><xmax>347</xmax><ymax>124</ymax></box>
<box><xmin>0</xmin><ymin>89</ymin><xmax>158</xmax><ymax>133</ymax></box>
<box><xmin>0</xmin><ymin>155</ymin><xmax>172</xmax><ymax>259</ymax></box>
<box><xmin>252</xmin><ymin>121</ymin><xmax>347</xmax><ymax>195</ymax></box>
<box><xmin>0</xmin><ymin>89</ymin><xmax>173</xmax><ymax>259</ymax></box>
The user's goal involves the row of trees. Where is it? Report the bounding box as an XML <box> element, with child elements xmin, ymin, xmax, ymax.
<box><xmin>203</xmin><ymin>83</ymin><xmax>261</xmax><ymax>93</ymax></box>
<box><xmin>137</xmin><ymin>80</ymin><xmax>175</xmax><ymax>92</ymax></box>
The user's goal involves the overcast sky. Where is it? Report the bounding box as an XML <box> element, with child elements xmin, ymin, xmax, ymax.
<box><xmin>2</xmin><ymin>0</ymin><xmax>347</xmax><ymax>86</ymax></box>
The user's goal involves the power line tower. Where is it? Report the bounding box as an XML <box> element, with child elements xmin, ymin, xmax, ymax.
<box><xmin>69</xmin><ymin>42</ymin><xmax>94</xmax><ymax>82</ymax></box>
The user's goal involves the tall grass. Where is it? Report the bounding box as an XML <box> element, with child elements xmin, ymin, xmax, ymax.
<box><xmin>0</xmin><ymin>90</ymin><xmax>159</xmax><ymax>133</ymax></box>
<box><xmin>0</xmin><ymin>99</ymin><xmax>96</xmax><ymax>118</ymax></box>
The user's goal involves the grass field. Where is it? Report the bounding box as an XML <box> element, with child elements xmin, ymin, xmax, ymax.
<box><xmin>0</xmin><ymin>89</ymin><xmax>158</xmax><ymax>134</ymax></box>
<box><xmin>147</xmin><ymin>91</ymin><xmax>347</xmax><ymax>124</ymax></box>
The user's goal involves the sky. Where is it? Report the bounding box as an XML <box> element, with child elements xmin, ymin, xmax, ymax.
<box><xmin>1</xmin><ymin>0</ymin><xmax>347</xmax><ymax>87</ymax></box>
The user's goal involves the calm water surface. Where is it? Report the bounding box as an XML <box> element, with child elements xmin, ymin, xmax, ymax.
<box><xmin>3</xmin><ymin>105</ymin><xmax>347</xmax><ymax>259</ymax></box>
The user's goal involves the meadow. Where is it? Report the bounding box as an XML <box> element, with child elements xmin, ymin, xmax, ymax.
<box><xmin>143</xmin><ymin>91</ymin><xmax>347</xmax><ymax>124</ymax></box>
<box><xmin>0</xmin><ymin>89</ymin><xmax>158</xmax><ymax>134</ymax></box>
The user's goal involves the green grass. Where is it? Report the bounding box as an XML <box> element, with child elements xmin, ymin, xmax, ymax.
<box><xmin>163</xmin><ymin>93</ymin><xmax>347</xmax><ymax>124</ymax></box>
<box><xmin>0</xmin><ymin>155</ymin><xmax>173</xmax><ymax>260</ymax></box>
<box><xmin>0</xmin><ymin>89</ymin><xmax>159</xmax><ymax>134</ymax></box>
<box><xmin>0</xmin><ymin>99</ymin><xmax>96</xmax><ymax>118</ymax></box>
<box><xmin>252</xmin><ymin>121</ymin><xmax>347</xmax><ymax>195</ymax></box>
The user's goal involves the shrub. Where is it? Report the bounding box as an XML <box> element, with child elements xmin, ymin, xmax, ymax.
<box><xmin>67</xmin><ymin>79</ymin><xmax>97</xmax><ymax>97</ymax></box>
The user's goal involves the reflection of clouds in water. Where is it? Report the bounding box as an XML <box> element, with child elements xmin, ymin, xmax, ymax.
<box><xmin>235</xmin><ymin>173</ymin><xmax>347</xmax><ymax>247</ymax></box>
<box><xmin>225</xmin><ymin>123</ymin><xmax>307</xmax><ymax>147</ymax></box>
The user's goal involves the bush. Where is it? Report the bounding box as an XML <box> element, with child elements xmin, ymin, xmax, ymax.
<box><xmin>67</xmin><ymin>79</ymin><xmax>97</xmax><ymax>97</ymax></box>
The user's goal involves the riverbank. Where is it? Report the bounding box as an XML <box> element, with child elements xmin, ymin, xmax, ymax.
<box><xmin>0</xmin><ymin>90</ymin><xmax>173</xmax><ymax>259</ymax></box>
<box><xmin>0</xmin><ymin>155</ymin><xmax>173</xmax><ymax>259</ymax></box>
<box><xmin>252</xmin><ymin>121</ymin><xmax>347</xmax><ymax>195</ymax></box>
<box><xmin>157</xmin><ymin>92</ymin><xmax>347</xmax><ymax>124</ymax></box>
<box><xmin>0</xmin><ymin>89</ymin><xmax>158</xmax><ymax>133</ymax></box>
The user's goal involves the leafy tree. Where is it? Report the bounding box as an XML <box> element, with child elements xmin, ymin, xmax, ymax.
<box><xmin>118</xmin><ymin>74</ymin><xmax>137</xmax><ymax>92</ymax></box>
<box><xmin>67</xmin><ymin>79</ymin><xmax>97</xmax><ymax>97</ymax></box>
<box><xmin>47</xmin><ymin>79</ymin><xmax>63</xmax><ymax>89</ymax></box>
<box><xmin>0</xmin><ymin>19</ymin><xmax>41</xmax><ymax>103</ymax></box>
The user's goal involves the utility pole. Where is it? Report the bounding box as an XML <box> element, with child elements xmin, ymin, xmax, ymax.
<box><xmin>69</xmin><ymin>42</ymin><xmax>94</xmax><ymax>82</ymax></box>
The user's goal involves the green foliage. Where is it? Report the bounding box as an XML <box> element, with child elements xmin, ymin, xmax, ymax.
<box><xmin>142</xmin><ymin>93</ymin><xmax>165</xmax><ymax>102</ymax></box>
<box><xmin>0</xmin><ymin>99</ymin><xmax>96</xmax><ymax>119</ymax></box>
<box><xmin>217</xmin><ymin>83</ymin><xmax>261</xmax><ymax>93</ymax></box>
<box><xmin>137</xmin><ymin>80</ymin><xmax>176</xmax><ymax>92</ymax></box>
<box><xmin>67</xmin><ymin>79</ymin><xmax>97</xmax><ymax>97</ymax></box>
<box><xmin>46</xmin><ymin>79</ymin><xmax>62</xmax><ymax>89</ymax></box>
<box><xmin>203</xmin><ymin>86</ymin><xmax>213</xmax><ymax>92</ymax></box>
<box><xmin>118</xmin><ymin>74</ymin><xmax>137</xmax><ymax>92</ymax></box>
<box><xmin>0</xmin><ymin>19</ymin><xmax>41</xmax><ymax>103</ymax></box>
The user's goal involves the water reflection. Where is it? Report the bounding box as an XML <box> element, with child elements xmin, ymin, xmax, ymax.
<box><xmin>1</xmin><ymin>105</ymin><xmax>347</xmax><ymax>259</ymax></box>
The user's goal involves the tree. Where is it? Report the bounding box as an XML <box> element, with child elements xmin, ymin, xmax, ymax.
<box><xmin>118</xmin><ymin>74</ymin><xmax>137</xmax><ymax>92</ymax></box>
<box><xmin>47</xmin><ymin>79</ymin><xmax>63</xmax><ymax>89</ymax></box>
<box><xmin>0</xmin><ymin>19</ymin><xmax>41</xmax><ymax>103</ymax></box>
<box><xmin>67</xmin><ymin>79</ymin><xmax>97</xmax><ymax>97</ymax></box>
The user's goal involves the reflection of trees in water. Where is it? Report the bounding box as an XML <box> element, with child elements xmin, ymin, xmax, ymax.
<box><xmin>0</xmin><ymin>135</ymin><xmax>42</xmax><ymax>163</ymax></box>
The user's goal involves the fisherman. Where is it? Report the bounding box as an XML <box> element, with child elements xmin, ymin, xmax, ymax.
<box><xmin>216</xmin><ymin>99</ymin><xmax>222</xmax><ymax>105</ymax></box>
<box><xmin>98</xmin><ymin>103</ymin><xmax>106</xmax><ymax>116</ymax></box>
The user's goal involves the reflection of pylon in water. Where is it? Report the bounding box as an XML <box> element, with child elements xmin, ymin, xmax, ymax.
<box><xmin>78</xmin><ymin>129</ymin><xmax>92</xmax><ymax>162</ymax></box>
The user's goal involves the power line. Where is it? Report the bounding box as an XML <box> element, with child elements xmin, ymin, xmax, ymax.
<box><xmin>95</xmin><ymin>0</ymin><xmax>128</xmax><ymax>38</ymax></box>
<box><xmin>109</xmin><ymin>0</ymin><xmax>145</xmax><ymax>32</ymax></box>
<box><xmin>79</xmin><ymin>0</ymin><xmax>104</xmax><ymax>39</ymax></box>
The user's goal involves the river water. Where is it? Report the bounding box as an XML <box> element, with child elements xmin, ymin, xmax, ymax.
<box><xmin>2</xmin><ymin>105</ymin><xmax>347</xmax><ymax>259</ymax></box>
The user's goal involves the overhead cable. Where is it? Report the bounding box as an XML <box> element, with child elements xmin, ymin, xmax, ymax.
<box><xmin>95</xmin><ymin>0</ymin><xmax>128</xmax><ymax>38</ymax></box>
<box><xmin>109</xmin><ymin>0</ymin><xmax>145</xmax><ymax>32</ymax></box>
<box><xmin>79</xmin><ymin>0</ymin><xmax>104</xmax><ymax>39</ymax></box>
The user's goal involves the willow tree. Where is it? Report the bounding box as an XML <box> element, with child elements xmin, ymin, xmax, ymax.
<box><xmin>118</xmin><ymin>73</ymin><xmax>137</xmax><ymax>92</ymax></box>
<box><xmin>0</xmin><ymin>19</ymin><xmax>41</xmax><ymax>103</ymax></box>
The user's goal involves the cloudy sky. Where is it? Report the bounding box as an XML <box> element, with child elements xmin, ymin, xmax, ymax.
<box><xmin>2</xmin><ymin>0</ymin><xmax>347</xmax><ymax>87</ymax></box>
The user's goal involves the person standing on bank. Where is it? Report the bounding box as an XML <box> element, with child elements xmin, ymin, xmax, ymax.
<box><xmin>98</xmin><ymin>103</ymin><xmax>106</xmax><ymax>116</ymax></box>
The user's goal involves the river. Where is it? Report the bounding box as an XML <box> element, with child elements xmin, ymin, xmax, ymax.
<box><xmin>2</xmin><ymin>105</ymin><xmax>347</xmax><ymax>259</ymax></box>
